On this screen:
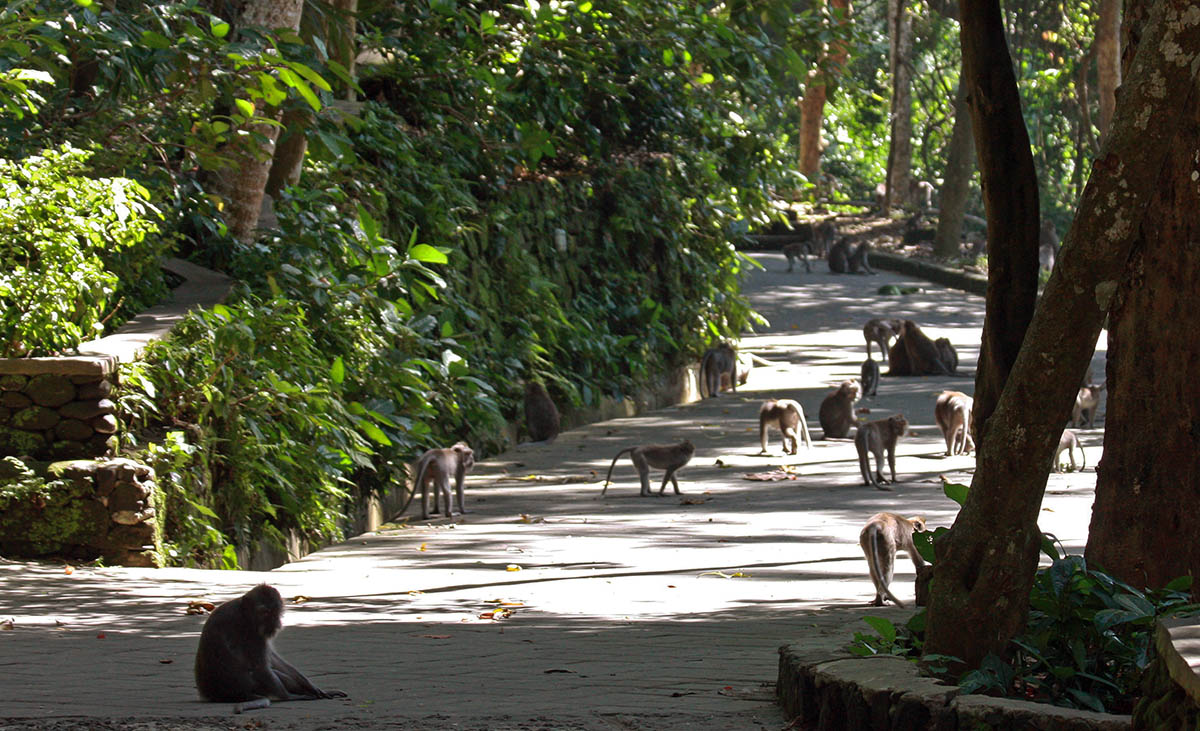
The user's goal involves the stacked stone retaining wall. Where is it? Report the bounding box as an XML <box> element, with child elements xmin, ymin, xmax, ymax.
<box><xmin>0</xmin><ymin>356</ymin><xmax>119</xmax><ymax>461</ymax></box>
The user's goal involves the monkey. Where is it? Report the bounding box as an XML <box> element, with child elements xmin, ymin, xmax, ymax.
<box><xmin>814</xmin><ymin>218</ymin><xmax>836</xmax><ymax>256</ymax></box>
<box><xmin>1054</xmin><ymin>429</ymin><xmax>1086</xmax><ymax>473</ymax></box>
<box><xmin>887</xmin><ymin>320</ymin><xmax>951</xmax><ymax>376</ymax></box>
<box><xmin>911</xmin><ymin>180</ymin><xmax>935</xmax><ymax>210</ymax></box>
<box><xmin>934</xmin><ymin>338</ymin><xmax>958</xmax><ymax>375</ymax></box>
<box><xmin>602</xmin><ymin>440</ymin><xmax>695</xmax><ymax>497</ymax></box>
<box><xmin>859</xmin><ymin>513</ymin><xmax>927</xmax><ymax>607</ymax></box>
<box><xmin>699</xmin><ymin>343</ymin><xmax>738</xmax><ymax>398</ymax></box>
<box><xmin>934</xmin><ymin>391</ymin><xmax>974</xmax><ymax>456</ymax></box>
<box><xmin>863</xmin><ymin>318</ymin><xmax>903</xmax><ymax>363</ymax></box>
<box><xmin>818</xmin><ymin>380</ymin><xmax>860</xmax><ymax>439</ymax></box>
<box><xmin>827</xmin><ymin>238</ymin><xmax>874</xmax><ymax>274</ymax></box>
<box><xmin>758</xmin><ymin>399</ymin><xmax>813</xmax><ymax>455</ymax></box>
<box><xmin>403</xmin><ymin>442</ymin><xmax>475</xmax><ymax>520</ymax></box>
<box><xmin>1073</xmin><ymin>383</ymin><xmax>1105</xmax><ymax>428</ymax></box>
<box><xmin>782</xmin><ymin>241</ymin><xmax>814</xmax><ymax>273</ymax></box>
<box><xmin>524</xmin><ymin>381</ymin><xmax>561</xmax><ymax>443</ymax></box>
<box><xmin>860</xmin><ymin>358</ymin><xmax>880</xmax><ymax>398</ymax></box>
<box><xmin>855</xmin><ymin>414</ymin><xmax>908</xmax><ymax>489</ymax></box>
<box><xmin>195</xmin><ymin>584</ymin><xmax>346</xmax><ymax>713</ymax></box>
<box><xmin>720</xmin><ymin>354</ymin><xmax>753</xmax><ymax>391</ymax></box>
<box><xmin>1039</xmin><ymin>219</ymin><xmax>1059</xmax><ymax>272</ymax></box>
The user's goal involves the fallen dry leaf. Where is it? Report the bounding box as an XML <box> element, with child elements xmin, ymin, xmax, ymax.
<box><xmin>743</xmin><ymin>470</ymin><xmax>799</xmax><ymax>481</ymax></box>
<box><xmin>408</xmin><ymin>590</ymin><xmax>425</xmax><ymax>596</ymax></box>
<box><xmin>185</xmin><ymin>600</ymin><xmax>215</xmax><ymax>615</ymax></box>
<box><xmin>478</xmin><ymin>607</ymin><xmax>515</xmax><ymax>620</ymax></box>
<box><xmin>289</xmin><ymin>596</ymin><xmax>310</xmax><ymax>604</ymax></box>
<box><xmin>159</xmin><ymin>659</ymin><xmax>173</xmax><ymax>664</ymax></box>
<box><xmin>505</xmin><ymin>564</ymin><xmax>522</xmax><ymax>572</ymax></box>
<box><xmin>680</xmin><ymin>497</ymin><xmax>708</xmax><ymax>505</ymax></box>
<box><xmin>64</xmin><ymin>565</ymin><xmax>74</xmax><ymax>575</ymax></box>
<box><xmin>419</xmin><ymin>543</ymin><xmax>427</xmax><ymax>551</ymax></box>
<box><xmin>0</xmin><ymin>618</ymin><xmax>13</xmax><ymax>631</ymax></box>
<box><xmin>420</xmin><ymin>634</ymin><xmax>452</xmax><ymax>639</ymax></box>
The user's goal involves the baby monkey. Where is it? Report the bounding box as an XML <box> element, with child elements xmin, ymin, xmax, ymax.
<box><xmin>758</xmin><ymin>399</ymin><xmax>813</xmax><ymax>455</ymax></box>
<box><xmin>859</xmin><ymin>513</ymin><xmax>927</xmax><ymax>607</ymax></box>
<box><xmin>855</xmin><ymin>414</ymin><xmax>908</xmax><ymax>490</ymax></box>
<box><xmin>602</xmin><ymin>440</ymin><xmax>695</xmax><ymax>497</ymax></box>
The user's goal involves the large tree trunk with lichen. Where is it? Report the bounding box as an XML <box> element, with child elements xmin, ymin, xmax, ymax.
<box><xmin>797</xmin><ymin>0</ymin><xmax>851</xmax><ymax>183</ymax></box>
<box><xmin>1095</xmin><ymin>0</ymin><xmax>1121</xmax><ymax>141</ymax></box>
<box><xmin>924</xmin><ymin>0</ymin><xmax>1200</xmax><ymax>671</ymax></box>
<box><xmin>884</xmin><ymin>0</ymin><xmax>914</xmax><ymax>210</ymax></box>
<box><xmin>933</xmin><ymin>78</ymin><xmax>974</xmax><ymax>258</ymax></box>
<box><xmin>1085</xmin><ymin>0</ymin><xmax>1200</xmax><ymax>594</ymax></box>
<box><xmin>216</xmin><ymin>0</ymin><xmax>304</xmax><ymax>243</ymax></box>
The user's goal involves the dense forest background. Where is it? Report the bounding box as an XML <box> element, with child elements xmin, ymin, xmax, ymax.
<box><xmin>0</xmin><ymin>0</ymin><xmax>1113</xmax><ymax>569</ymax></box>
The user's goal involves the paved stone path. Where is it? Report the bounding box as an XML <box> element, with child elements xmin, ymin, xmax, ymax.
<box><xmin>0</xmin><ymin>252</ymin><xmax>1107</xmax><ymax>729</ymax></box>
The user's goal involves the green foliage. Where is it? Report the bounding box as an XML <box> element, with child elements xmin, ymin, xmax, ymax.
<box><xmin>0</xmin><ymin>144</ymin><xmax>162</xmax><ymax>356</ymax></box>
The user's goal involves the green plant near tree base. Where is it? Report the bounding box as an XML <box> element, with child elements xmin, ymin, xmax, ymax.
<box><xmin>848</xmin><ymin>481</ymin><xmax>1200</xmax><ymax>715</ymax></box>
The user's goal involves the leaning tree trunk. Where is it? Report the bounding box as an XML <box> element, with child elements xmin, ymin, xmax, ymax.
<box><xmin>885</xmin><ymin>0</ymin><xmax>914</xmax><ymax>209</ymax></box>
<box><xmin>216</xmin><ymin>0</ymin><xmax>305</xmax><ymax>243</ymax></box>
<box><xmin>933</xmin><ymin>77</ymin><xmax>974</xmax><ymax>259</ymax></box>
<box><xmin>1095</xmin><ymin>0</ymin><xmax>1121</xmax><ymax>141</ymax></box>
<box><xmin>924</xmin><ymin>0</ymin><xmax>1200</xmax><ymax>670</ymax></box>
<box><xmin>1085</xmin><ymin>0</ymin><xmax>1200</xmax><ymax>593</ymax></box>
<box><xmin>798</xmin><ymin>0</ymin><xmax>851</xmax><ymax>183</ymax></box>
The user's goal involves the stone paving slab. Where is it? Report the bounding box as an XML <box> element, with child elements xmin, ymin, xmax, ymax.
<box><xmin>0</xmin><ymin>252</ymin><xmax>1106</xmax><ymax>729</ymax></box>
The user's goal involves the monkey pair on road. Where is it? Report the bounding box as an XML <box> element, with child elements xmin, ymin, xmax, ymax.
<box><xmin>887</xmin><ymin>320</ymin><xmax>955</xmax><ymax>376</ymax></box>
<box><xmin>860</xmin><ymin>513</ymin><xmax>926</xmax><ymax>607</ymax></box>
<box><xmin>602</xmin><ymin>440</ymin><xmax>695</xmax><ymax>497</ymax></box>
<box><xmin>195</xmin><ymin>584</ymin><xmax>345</xmax><ymax>713</ymax></box>
<box><xmin>782</xmin><ymin>218</ymin><xmax>837</xmax><ymax>273</ymax></box>
<box><xmin>758</xmin><ymin>399</ymin><xmax>813</xmax><ymax>455</ymax></box>
<box><xmin>828</xmin><ymin>238</ymin><xmax>874</xmax><ymax>274</ymax></box>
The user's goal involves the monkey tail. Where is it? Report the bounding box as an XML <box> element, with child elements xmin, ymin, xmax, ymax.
<box><xmin>602</xmin><ymin>448</ymin><xmax>634</xmax><ymax>495</ymax></box>
<box><xmin>392</xmin><ymin>457</ymin><xmax>431</xmax><ymax>520</ymax></box>
<box><xmin>868</xmin><ymin>529</ymin><xmax>904</xmax><ymax>607</ymax></box>
<box><xmin>1079</xmin><ymin>445</ymin><xmax>1086</xmax><ymax>471</ymax></box>
<box><xmin>799</xmin><ymin>411</ymin><xmax>813</xmax><ymax>450</ymax></box>
<box><xmin>698</xmin><ymin>351</ymin><xmax>713</xmax><ymax>398</ymax></box>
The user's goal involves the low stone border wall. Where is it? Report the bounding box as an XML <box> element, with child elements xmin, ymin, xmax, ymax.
<box><xmin>0</xmin><ymin>457</ymin><xmax>159</xmax><ymax>567</ymax></box>
<box><xmin>0</xmin><ymin>357</ymin><xmax>119</xmax><ymax>460</ymax></box>
<box><xmin>1132</xmin><ymin>618</ymin><xmax>1200</xmax><ymax>728</ymax></box>
<box><xmin>870</xmin><ymin>251</ymin><xmax>989</xmax><ymax>296</ymax></box>
<box><xmin>777</xmin><ymin>644</ymin><xmax>1131</xmax><ymax>731</ymax></box>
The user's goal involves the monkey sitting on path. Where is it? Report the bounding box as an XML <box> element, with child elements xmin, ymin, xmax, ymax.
<box><xmin>859</xmin><ymin>513</ymin><xmax>927</xmax><ymax>607</ymax></box>
<box><xmin>818</xmin><ymin>380</ymin><xmax>860</xmax><ymax>439</ymax></box>
<box><xmin>855</xmin><ymin>414</ymin><xmax>908</xmax><ymax>490</ymax></box>
<box><xmin>758</xmin><ymin>399</ymin><xmax>813</xmax><ymax>455</ymax></box>
<box><xmin>195</xmin><ymin>584</ymin><xmax>346</xmax><ymax>713</ymax></box>
<box><xmin>524</xmin><ymin>381</ymin><xmax>560</xmax><ymax>443</ymax></box>
<box><xmin>828</xmin><ymin>238</ymin><xmax>874</xmax><ymax>274</ymax></box>
<box><xmin>602</xmin><ymin>440</ymin><xmax>695</xmax><ymax>497</ymax></box>
<box><xmin>699</xmin><ymin>343</ymin><xmax>737</xmax><ymax>399</ymax></box>
<box><xmin>888</xmin><ymin>320</ymin><xmax>951</xmax><ymax>376</ymax></box>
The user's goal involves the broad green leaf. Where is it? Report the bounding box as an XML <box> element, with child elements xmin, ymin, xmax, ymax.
<box><xmin>409</xmin><ymin>244</ymin><xmax>448</xmax><ymax>264</ymax></box>
<box><xmin>234</xmin><ymin>98</ymin><xmax>255</xmax><ymax>118</ymax></box>
<box><xmin>140</xmin><ymin>31</ymin><xmax>172</xmax><ymax>49</ymax></box>
<box><xmin>330</xmin><ymin>356</ymin><xmax>345</xmax><ymax>384</ymax></box>
<box><xmin>942</xmin><ymin>481</ymin><xmax>968</xmax><ymax>506</ymax></box>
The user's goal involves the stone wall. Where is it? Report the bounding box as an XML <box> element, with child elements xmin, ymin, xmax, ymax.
<box><xmin>1132</xmin><ymin>618</ymin><xmax>1200</xmax><ymax>729</ymax></box>
<box><xmin>0</xmin><ymin>356</ymin><xmax>119</xmax><ymax>461</ymax></box>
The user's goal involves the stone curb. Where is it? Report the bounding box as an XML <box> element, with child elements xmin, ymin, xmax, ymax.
<box><xmin>870</xmin><ymin>251</ymin><xmax>988</xmax><ymax>297</ymax></box>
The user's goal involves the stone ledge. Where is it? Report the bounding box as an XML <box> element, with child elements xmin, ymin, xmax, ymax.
<box><xmin>777</xmin><ymin>644</ymin><xmax>1131</xmax><ymax>730</ymax></box>
<box><xmin>870</xmin><ymin>251</ymin><xmax>988</xmax><ymax>297</ymax></box>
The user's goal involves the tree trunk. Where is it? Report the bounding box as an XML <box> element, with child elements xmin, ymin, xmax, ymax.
<box><xmin>332</xmin><ymin>0</ymin><xmax>358</xmax><ymax>101</ymax></box>
<box><xmin>798</xmin><ymin>0</ymin><xmax>851</xmax><ymax>184</ymax></box>
<box><xmin>886</xmin><ymin>0</ymin><xmax>914</xmax><ymax>208</ymax></box>
<box><xmin>1095</xmin><ymin>0</ymin><xmax>1121</xmax><ymax>141</ymax></box>
<box><xmin>217</xmin><ymin>0</ymin><xmax>305</xmax><ymax>243</ymax></box>
<box><xmin>924</xmin><ymin>0</ymin><xmax>1200</xmax><ymax>670</ymax></box>
<box><xmin>1085</xmin><ymin>0</ymin><xmax>1200</xmax><ymax>593</ymax></box>
<box><xmin>265</xmin><ymin>107</ymin><xmax>311</xmax><ymax>199</ymax></box>
<box><xmin>933</xmin><ymin>78</ymin><xmax>974</xmax><ymax>259</ymax></box>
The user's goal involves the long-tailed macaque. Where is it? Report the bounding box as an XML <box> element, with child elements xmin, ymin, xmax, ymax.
<box><xmin>782</xmin><ymin>241</ymin><xmax>809</xmax><ymax>273</ymax></box>
<box><xmin>781</xmin><ymin>218</ymin><xmax>837</xmax><ymax>273</ymax></box>
<box><xmin>863</xmin><ymin>318</ymin><xmax>903</xmax><ymax>363</ymax></box>
<box><xmin>758</xmin><ymin>399</ymin><xmax>813</xmax><ymax>455</ymax></box>
<box><xmin>859</xmin><ymin>513</ymin><xmax>927</xmax><ymax>607</ymax></box>
<box><xmin>828</xmin><ymin>239</ymin><xmax>874</xmax><ymax>274</ymax></box>
<box><xmin>934</xmin><ymin>338</ymin><xmax>958</xmax><ymax>375</ymax></box>
<box><xmin>524</xmin><ymin>381</ymin><xmax>561</xmax><ymax>443</ymax></box>
<box><xmin>1039</xmin><ymin>220</ymin><xmax>1059</xmax><ymax>272</ymax></box>
<box><xmin>887</xmin><ymin>320</ymin><xmax>951</xmax><ymax>376</ymax></box>
<box><xmin>720</xmin><ymin>353</ymin><xmax>753</xmax><ymax>391</ymax></box>
<box><xmin>818</xmin><ymin>380</ymin><xmax>860</xmax><ymax>439</ymax></box>
<box><xmin>934</xmin><ymin>391</ymin><xmax>974</xmax><ymax>456</ymax></box>
<box><xmin>855</xmin><ymin>414</ymin><xmax>908</xmax><ymax>489</ymax></box>
<box><xmin>195</xmin><ymin>584</ymin><xmax>346</xmax><ymax>713</ymax></box>
<box><xmin>860</xmin><ymin>358</ymin><xmax>880</xmax><ymax>398</ymax></box>
<box><xmin>1054</xmin><ymin>429</ymin><xmax>1086</xmax><ymax>473</ymax></box>
<box><xmin>602</xmin><ymin>440</ymin><xmax>695</xmax><ymax>497</ymax></box>
<box><xmin>699</xmin><ymin>343</ymin><xmax>737</xmax><ymax>399</ymax></box>
<box><xmin>407</xmin><ymin>442</ymin><xmax>475</xmax><ymax>520</ymax></box>
<box><xmin>1073</xmin><ymin>383</ymin><xmax>1105</xmax><ymax>428</ymax></box>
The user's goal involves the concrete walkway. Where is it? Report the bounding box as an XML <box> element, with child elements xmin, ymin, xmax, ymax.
<box><xmin>0</xmin><ymin>252</ymin><xmax>1107</xmax><ymax>730</ymax></box>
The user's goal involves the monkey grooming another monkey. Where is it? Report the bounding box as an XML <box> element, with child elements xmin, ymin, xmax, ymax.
<box><xmin>404</xmin><ymin>442</ymin><xmax>475</xmax><ymax>520</ymax></box>
<box><xmin>602</xmin><ymin>440</ymin><xmax>695</xmax><ymax>497</ymax></box>
<box><xmin>699</xmin><ymin>343</ymin><xmax>738</xmax><ymax>399</ymax></box>
<box><xmin>818</xmin><ymin>380</ymin><xmax>861</xmax><ymax>439</ymax></box>
<box><xmin>195</xmin><ymin>584</ymin><xmax>346</xmax><ymax>713</ymax></box>
<box><xmin>829</xmin><ymin>239</ymin><xmax>875</xmax><ymax>274</ymax></box>
<box><xmin>1054</xmin><ymin>429</ymin><xmax>1086</xmax><ymax>472</ymax></box>
<box><xmin>934</xmin><ymin>391</ymin><xmax>974</xmax><ymax>456</ymax></box>
<box><xmin>758</xmin><ymin>399</ymin><xmax>813</xmax><ymax>455</ymax></box>
<box><xmin>859</xmin><ymin>513</ymin><xmax>927</xmax><ymax>607</ymax></box>
<box><xmin>1072</xmin><ymin>383</ymin><xmax>1105</xmax><ymax>428</ymax></box>
<box><xmin>863</xmin><ymin>318</ymin><xmax>903</xmax><ymax>363</ymax></box>
<box><xmin>860</xmin><ymin>358</ymin><xmax>880</xmax><ymax>398</ymax></box>
<box><xmin>888</xmin><ymin>320</ymin><xmax>951</xmax><ymax>376</ymax></box>
<box><xmin>524</xmin><ymin>381</ymin><xmax>561</xmax><ymax>443</ymax></box>
<box><xmin>855</xmin><ymin>414</ymin><xmax>908</xmax><ymax>489</ymax></box>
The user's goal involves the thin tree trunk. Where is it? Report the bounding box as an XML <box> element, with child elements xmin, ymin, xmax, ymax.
<box><xmin>332</xmin><ymin>0</ymin><xmax>358</xmax><ymax>101</ymax></box>
<box><xmin>265</xmin><ymin>107</ymin><xmax>310</xmax><ymax>199</ymax></box>
<box><xmin>886</xmin><ymin>0</ymin><xmax>914</xmax><ymax>208</ymax></box>
<box><xmin>1095</xmin><ymin>0</ymin><xmax>1121</xmax><ymax>141</ymax></box>
<box><xmin>217</xmin><ymin>0</ymin><xmax>305</xmax><ymax>243</ymax></box>
<box><xmin>798</xmin><ymin>0</ymin><xmax>851</xmax><ymax>184</ymax></box>
<box><xmin>1085</xmin><ymin>0</ymin><xmax>1200</xmax><ymax>593</ymax></box>
<box><xmin>933</xmin><ymin>78</ymin><xmax>974</xmax><ymax>259</ymax></box>
<box><xmin>924</xmin><ymin>0</ymin><xmax>1200</xmax><ymax>670</ymax></box>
